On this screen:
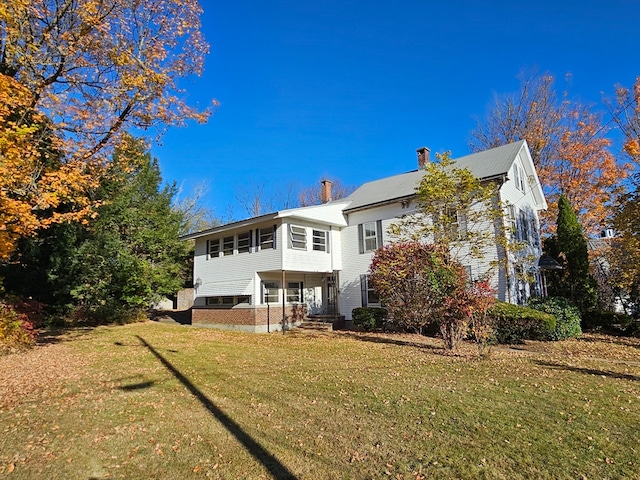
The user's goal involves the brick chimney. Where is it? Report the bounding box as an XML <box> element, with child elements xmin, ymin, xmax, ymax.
<box><xmin>321</xmin><ymin>179</ymin><xmax>333</xmax><ymax>203</ymax></box>
<box><xmin>416</xmin><ymin>147</ymin><xmax>430</xmax><ymax>169</ymax></box>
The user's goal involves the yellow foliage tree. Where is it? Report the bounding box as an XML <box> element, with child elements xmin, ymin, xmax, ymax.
<box><xmin>0</xmin><ymin>0</ymin><xmax>211</xmax><ymax>258</ymax></box>
<box><xmin>0</xmin><ymin>75</ymin><xmax>97</xmax><ymax>259</ymax></box>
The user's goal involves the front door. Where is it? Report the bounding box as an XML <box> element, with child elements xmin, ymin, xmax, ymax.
<box><xmin>325</xmin><ymin>275</ymin><xmax>337</xmax><ymax>315</ymax></box>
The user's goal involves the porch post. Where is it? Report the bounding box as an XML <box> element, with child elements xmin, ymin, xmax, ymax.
<box><xmin>281</xmin><ymin>269</ymin><xmax>286</xmax><ymax>334</ymax></box>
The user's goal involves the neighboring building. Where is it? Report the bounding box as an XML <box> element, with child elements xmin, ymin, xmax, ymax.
<box><xmin>181</xmin><ymin>140</ymin><xmax>547</xmax><ymax>332</ymax></box>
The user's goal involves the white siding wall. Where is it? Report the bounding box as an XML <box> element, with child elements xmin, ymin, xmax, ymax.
<box><xmin>338</xmin><ymin>171</ymin><xmax>544</xmax><ymax>318</ymax></box>
<box><xmin>282</xmin><ymin>221</ymin><xmax>335</xmax><ymax>273</ymax></box>
<box><xmin>193</xmin><ymin>221</ymin><xmax>283</xmax><ymax>306</ymax></box>
<box><xmin>500</xmin><ymin>159</ymin><xmax>544</xmax><ymax>303</ymax></box>
<box><xmin>339</xmin><ymin>203</ymin><xmax>410</xmax><ymax>319</ymax></box>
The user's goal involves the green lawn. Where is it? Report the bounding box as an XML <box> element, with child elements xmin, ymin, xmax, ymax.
<box><xmin>1</xmin><ymin>322</ymin><xmax>639</xmax><ymax>479</ymax></box>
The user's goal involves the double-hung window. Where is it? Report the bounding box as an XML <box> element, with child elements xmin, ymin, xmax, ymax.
<box><xmin>286</xmin><ymin>282</ymin><xmax>303</xmax><ymax>303</ymax></box>
<box><xmin>289</xmin><ymin>225</ymin><xmax>306</xmax><ymax>249</ymax></box>
<box><xmin>222</xmin><ymin>236</ymin><xmax>234</xmax><ymax>256</ymax></box>
<box><xmin>262</xmin><ymin>281</ymin><xmax>279</xmax><ymax>304</ymax></box>
<box><xmin>358</xmin><ymin>220</ymin><xmax>382</xmax><ymax>253</ymax></box>
<box><xmin>312</xmin><ymin>229</ymin><xmax>328</xmax><ymax>252</ymax></box>
<box><xmin>360</xmin><ymin>274</ymin><xmax>380</xmax><ymax>306</ymax></box>
<box><xmin>451</xmin><ymin>208</ymin><xmax>468</xmax><ymax>240</ymax></box>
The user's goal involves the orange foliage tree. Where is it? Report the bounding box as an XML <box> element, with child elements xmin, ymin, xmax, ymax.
<box><xmin>607</xmin><ymin>77</ymin><xmax>640</xmax><ymax>166</ymax></box>
<box><xmin>0</xmin><ymin>75</ymin><xmax>97</xmax><ymax>259</ymax></box>
<box><xmin>0</xmin><ymin>0</ymin><xmax>211</xmax><ymax>258</ymax></box>
<box><xmin>471</xmin><ymin>71</ymin><xmax>629</xmax><ymax>236</ymax></box>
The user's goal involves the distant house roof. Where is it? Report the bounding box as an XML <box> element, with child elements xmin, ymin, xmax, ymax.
<box><xmin>343</xmin><ymin>140</ymin><xmax>527</xmax><ymax>212</ymax></box>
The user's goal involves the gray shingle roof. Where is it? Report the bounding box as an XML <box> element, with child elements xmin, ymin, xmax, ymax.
<box><xmin>344</xmin><ymin>140</ymin><xmax>526</xmax><ymax>211</ymax></box>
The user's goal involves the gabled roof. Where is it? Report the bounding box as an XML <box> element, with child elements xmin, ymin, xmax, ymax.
<box><xmin>343</xmin><ymin>140</ymin><xmax>532</xmax><ymax>211</ymax></box>
<box><xmin>182</xmin><ymin>140</ymin><xmax>546</xmax><ymax>241</ymax></box>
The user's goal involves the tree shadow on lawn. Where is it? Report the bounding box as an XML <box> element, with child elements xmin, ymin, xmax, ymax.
<box><xmin>339</xmin><ymin>331</ymin><xmax>444</xmax><ymax>352</ymax></box>
<box><xmin>36</xmin><ymin>326</ymin><xmax>96</xmax><ymax>346</ymax></box>
<box><xmin>535</xmin><ymin>360</ymin><xmax>640</xmax><ymax>381</ymax></box>
<box><xmin>148</xmin><ymin>309</ymin><xmax>192</xmax><ymax>325</ymax></box>
<box><xmin>577</xmin><ymin>333</ymin><xmax>640</xmax><ymax>350</ymax></box>
<box><xmin>133</xmin><ymin>335</ymin><xmax>298</xmax><ymax>480</ymax></box>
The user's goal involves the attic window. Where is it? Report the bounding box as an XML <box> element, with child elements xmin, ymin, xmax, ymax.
<box><xmin>513</xmin><ymin>164</ymin><xmax>525</xmax><ymax>192</ymax></box>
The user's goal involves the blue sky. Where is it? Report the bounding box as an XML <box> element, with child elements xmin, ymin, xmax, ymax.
<box><xmin>153</xmin><ymin>0</ymin><xmax>639</xmax><ymax>220</ymax></box>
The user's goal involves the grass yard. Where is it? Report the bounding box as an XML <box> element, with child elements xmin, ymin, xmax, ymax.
<box><xmin>1</xmin><ymin>322</ymin><xmax>639</xmax><ymax>479</ymax></box>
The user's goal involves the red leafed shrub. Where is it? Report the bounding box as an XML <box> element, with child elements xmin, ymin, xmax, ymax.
<box><xmin>0</xmin><ymin>301</ymin><xmax>36</xmax><ymax>351</ymax></box>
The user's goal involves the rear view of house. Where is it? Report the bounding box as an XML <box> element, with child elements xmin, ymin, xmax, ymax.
<box><xmin>182</xmin><ymin>140</ymin><xmax>547</xmax><ymax>332</ymax></box>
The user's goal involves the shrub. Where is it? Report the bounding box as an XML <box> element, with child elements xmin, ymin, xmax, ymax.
<box><xmin>352</xmin><ymin>307</ymin><xmax>387</xmax><ymax>331</ymax></box>
<box><xmin>528</xmin><ymin>297</ymin><xmax>582</xmax><ymax>340</ymax></box>
<box><xmin>581</xmin><ymin>311</ymin><xmax>634</xmax><ymax>332</ymax></box>
<box><xmin>0</xmin><ymin>301</ymin><xmax>36</xmax><ymax>350</ymax></box>
<box><xmin>488</xmin><ymin>301</ymin><xmax>556</xmax><ymax>344</ymax></box>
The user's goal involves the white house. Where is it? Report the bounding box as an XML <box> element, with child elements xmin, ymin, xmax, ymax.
<box><xmin>181</xmin><ymin>140</ymin><xmax>547</xmax><ymax>332</ymax></box>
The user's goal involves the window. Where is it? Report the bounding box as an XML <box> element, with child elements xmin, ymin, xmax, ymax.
<box><xmin>259</xmin><ymin>227</ymin><xmax>274</xmax><ymax>250</ymax></box>
<box><xmin>360</xmin><ymin>274</ymin><xmax>380</xmax><ymax>306</ymax></box>
<box><xmin>222</xmin><ymin>235</ymin><xmax>234</xmax><ymax>256</ymax></box>
<box><xmin>358</xmin><ymin>220</ymin><xmax>382</xmax><ymax>253</ymax></box>
<box><xmin>237</xmin><ymin>231</ymin><xmax>251</xmax><ymax>253</ymax></box>
<box><xmin>262</xmin><ymin>281</ymin><xmax>279</xmax><ymax>304</ymax></box>
<box><xmin>507</xmin><ymin>205</ymin><xmax>517</xmax><ymax>238</ymax></box>
<box><xmin>289</xmin><ymin>225</ymin><xmax>306</xmax><ymax>249</ymax></box>
<box><xmin>452</xmin><ymin>208</ymin><xmax>468</xmax><ymax>240</ymax></box>
<box><xmin>513</xmin><ymin>163</ymin><xmax>525</xmax><ymax>192</ymax></box>
<box><xmin>206</xmin><ymin>296</ymin><xmax>251</xmax><ymax>307</ymax></box>
<box><xmin>286</xmin><ymin>282</ymin><xmax>303</xmax><ymax>303</ymax></box>
<box><xmin>208</xmin><ymin>239</ymin><xmax>220</xmax><ymax>258</ymax></box>
<box><xmin>312</xmin><ymin>229</ymin><xmax>327</xmax><ymax>252</ymax></box>
<box><xmin>518</xmin><ymin>210</ymin><xmax>530</xmax><ymax>242</ymax></box>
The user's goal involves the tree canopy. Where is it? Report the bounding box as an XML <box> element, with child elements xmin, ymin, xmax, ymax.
<box><xmin>1</xmin><ymin>0</ymin><xmax>211</xmax><ymax>162</ymax></box>
<box><xmin>471</xmin><ymin>71</ymin><xmax>628</xmax><ymax>236</ymax></box>
<box><xmin>2</xmin><ymin>136</ymin><xmax>190</xmax><ymax>322</ymax></box>
<box><xmin>390</xmin><ymin>152</ymin><xmax>504</xmax><ymax>268</ymax></box>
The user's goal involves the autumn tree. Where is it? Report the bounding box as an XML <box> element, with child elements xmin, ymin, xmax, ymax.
<box><xmin>0</xmin><ymin>74</ymin><xmax>96</xmax><ymax>259</ymax></box>
<box><xmin>2</xmin><ymin>136</ymin><xmax>190</xmax><ymax>322</ymax></box>
<box><xmin>369</xmin><ymin>242</ymin><xmax>495</xmax><ymax>352</ymax></box>
<box><xmin>1</xmin><ymin>0</ymin><xmax>210</xmax><ymax>162</ymax></box>
<box><xmin>544</xmin><ymin>194</ymin><xmax>598</xmax><ymax>314</ymax></box>
<box><xmin>610</xmin><ymin>186</ymin><xmax>640</xmax><ymax>312</ymax></box>
<box><xmin>0</xmin><ymin>0</ymin><xmax>210</xmax><ymax>258</ymax></box>
<box><xmin>389</xmin><ymin>152</ymin><xmax>504</xmax><ymax>269</ymax></box>
<box><xmin>606</xmin><ymin>77</ymin><xmax>640</xmax><ymax>166</ymax></box>
<box><xmin>471</xmin><ymin>71</ymin><xmax>627</xmax><ymax>236</ymax></box>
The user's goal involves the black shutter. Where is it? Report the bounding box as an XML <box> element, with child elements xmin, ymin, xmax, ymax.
<box><xmin>249</xmin><ymin>229</ymin><xmax>253</xmax><ymax>253</ymax></box>
<box><xmin>300</xmin><ymin>282</ymin><xmax>304</xmax><ymax>302</ymax></box>
<box><xmin>360</xmin><ymin>274</ymin><xmax>368</xmax><ymax>307</ymax></box>
<box><xmin>358</xmin><ymin>224</ymin><xmax>364</xmax><ymax>254</ymax></box>
<box><xmin>376</xmin><ymin>220</ymin><xmax>383</xmax><ymax>249</ymax></box>
<box><xmin>206</xmin><ymin>240</ymin><xmax>210</xmax><ymax>259</ymax></box>
<box><xmin>326</xmin><ymin>231</ymin><xmax>330</xmax><ymax>254</ymax></box>
<box><xmin>272</xmin><ymin>225</ymin><xmax>277</xmax><ymax>250</ymax></box>
<box><xmin>260</xmin><ymin>281</ymin><xmax>264</xmax><ymax>304</ymax></box>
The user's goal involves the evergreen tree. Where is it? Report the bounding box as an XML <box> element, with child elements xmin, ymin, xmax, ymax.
<box><xmin>2</xmin><ymin>135</ymin><xmax>190</xmax><ymax>323</ymax></box>
<box><xmin>544</xmin><ymin>194</ymin><xmax>597</xmax><ymax>313</ymax></box>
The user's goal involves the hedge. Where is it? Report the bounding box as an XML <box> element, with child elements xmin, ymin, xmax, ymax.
<box><xmin>488</xmin><ymin>301</ymin><xmax>556</xmax><ymax>344</ymax></box>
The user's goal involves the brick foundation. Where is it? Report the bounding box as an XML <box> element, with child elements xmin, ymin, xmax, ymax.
<box><xmin>192</xmin><ymin>304</ymin><xmax>306</xmax><ymax>333</ymax></box>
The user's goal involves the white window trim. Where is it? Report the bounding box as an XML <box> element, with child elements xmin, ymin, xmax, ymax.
<box><xmin>289</xmin><ymin>225</ymin><xmax>307</xmax><ymax>250</ymax></box>
<box><xmin>312</xmin><ymin>229</ymin><xmax>328</xmax><ymax>252</ymax></box>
